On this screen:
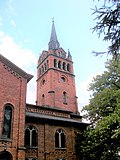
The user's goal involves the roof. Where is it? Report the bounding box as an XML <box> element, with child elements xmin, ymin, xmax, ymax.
<box><xmin>26</xmin><ymin>111</ymin><xmax>88</xmax><ymax>127</ymax></box>
<box><xmin>48</xmin><ymin>20</ymin><xmax>60</xmax><ymax>50</ymax></box>
<box><xmin>26</xmin><ymin>103</ymin><xmax>73</xmax><ymax>114</ymax></box>
<box><xmin>0</xmin><ymin>54</ymin><xmax>33</xmax><ymax>82</ymax></box>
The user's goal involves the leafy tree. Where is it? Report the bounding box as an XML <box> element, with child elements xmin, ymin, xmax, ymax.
<box><xmin>76</xmin><ymin>57</ymin><xmax>120</xmax><ymax>160</ymax></box>
<box><xmin>76</xmin><ymin>1</ymin><xmax>120</xmax><ymax>159</ymax></box>
<box><xmin>82</xmin><ymin>57</ymin><xmax>120</xmax><ymax>123</ymax></box>
<box><xmin>92</xmin><ymin>0</ymin><xmax>120</xmax><ymax>58</ymax></box>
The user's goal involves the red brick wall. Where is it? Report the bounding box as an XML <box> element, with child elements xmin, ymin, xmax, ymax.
<box><xmin>36</xmin><ymin>50</ymin><xmax>78</xmax><ymax>113</ymax></box>
<box><xmin>0</xmin><ymin>61</ymin><xmax>27</xmax><ymax>159</ymax></box>
<box><xmin>25</xmin><ymin>122</ymin><xmax>78</xmax><ymax>160</ymax></box>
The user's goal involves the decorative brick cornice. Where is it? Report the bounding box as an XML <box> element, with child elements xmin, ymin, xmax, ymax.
<box><xmin>3</xmin><ymin>64</ymin><xmax>21</xmax><ymax>79</ymax></box>
<box><xmin>0</xmin><ymin>54</ymin><xmax>33</xmax><ymax>82</ymax></box>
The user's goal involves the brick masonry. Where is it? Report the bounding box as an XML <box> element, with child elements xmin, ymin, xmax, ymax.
<box><xmin>0</xmin><ymin>51</ymin><xmax>86</xmax><ymax>160</ymax></box>
<box><xmin>0</xmin><ymin>22</ymin><xmax>87</xmax><ymax>159</ymax></box>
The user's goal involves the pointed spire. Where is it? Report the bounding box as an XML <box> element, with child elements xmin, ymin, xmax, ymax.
<box><xmin>48</xmin><ymin>19</ymin><xmax>60</xmax><ymax>50</ymax></box>
<box><xmin>68</xmin><ymin>49</ymin><xmax>72</xmax><ymax>60</ymax></box>
<box><xmin>68</xmin><ymin>49</ymin><xmax>71</xmax><ymax>57</ymax></box>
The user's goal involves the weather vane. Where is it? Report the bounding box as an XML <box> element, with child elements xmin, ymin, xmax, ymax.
<box><xmin>52</xmin><ymin>17</ymin><xmax>54</xmax><ymax>23</ymax></box>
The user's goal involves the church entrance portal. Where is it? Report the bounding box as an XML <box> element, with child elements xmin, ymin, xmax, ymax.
<box><xmin>0</xmin><ymin>151</ymin><xmax>13</xmax><ymax>160</ymax></box>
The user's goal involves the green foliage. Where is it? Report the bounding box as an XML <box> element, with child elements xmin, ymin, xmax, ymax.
<box><xmin>82</xmin><ymin>58</ymin><xmax>120</xmax><ymax>123</ymax></box>
<box><xmin>76</xmin><ymin>1</ymin><xmax>120</xmax><ymax>158</ymax></box>
<box><xmin>76</xmin><ymin>57</ymin><xmax>120</xmax><ymax>160</ymax></box>
<box><xmin>92</xmin><ymin>0</ymin><xmax>120</xmax><ymax>57</ymax></box>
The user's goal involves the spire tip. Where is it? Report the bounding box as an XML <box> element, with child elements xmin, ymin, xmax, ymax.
<box><xmin>52</xmin><ymin>17</ymin><xmax>54</xmax><ymax>23</ymax></box>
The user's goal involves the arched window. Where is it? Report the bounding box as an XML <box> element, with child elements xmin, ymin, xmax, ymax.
<box><xmin>67</xmin><ymin>64</ymin><xmax>70</xmax><ymax>72</ymax></box>
<box><xmin>63</xmin><ymin>92</ymin><xmax>67</xmax><ymax>104</ymax></box>
<box><xmin>25</xmin><ymin>126</ymin><xmax>37</xmax><ymax>147</ymax></box>
<box><xmin>42</xmin><ymin>94</ymin><xmax>45</xmax><ymax>105</ymax></box>
<box><xmin>63</xmin><ymin>62</ymin><xmax>66</xmax><ymax>70</ymax></box>
<box><xmin>58</xmin><ymin>61</ymin><xmax>61</xmax><ymax>69</ymax></box>
<box><xmin>0</xmin><ymin>151</ymin><xmax>13</xmax><ymax>160</ymax></box>
<box><xmin>54</xmin><ymin>59</ymin><xmax>57</xmax><ymax>68</ymax></box>
<box><xmin>47</xmin><ymin>60</ymin><xmax>49</xmax><ymax>69</ymax></box>
<box><xmin>42</xmin><ymin>66</ymin><xmax>44</xmax><ymax>73</ymax></box>
<box><xmin>39</xmin><ymin>68</ymin><xmax>41</xmax><ymax>76</ymax></box>
<box><xmin>42</xmin><ymin>79</ymin><xmax>45</xmax><ymax>85</ymax></box>
<box><xmin>44</xmin><ymin>63</ymin><xmax>47</xmax><ymax>70</ymax></box>
<box><xmin>2</xmin><ymin>104</ymin><xmax>13</xmax><ymax>139</ymax></box>
<box><xmin>55</xmin><ymin>129</ymin><xmax>66</xmax><ymax>148</ymax></box>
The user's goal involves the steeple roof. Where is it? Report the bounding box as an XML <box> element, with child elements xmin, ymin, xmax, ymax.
<box><xmin>48</xmin><ymin>20</ymin><xmax>60</xmax><ymax>50</ymax></box>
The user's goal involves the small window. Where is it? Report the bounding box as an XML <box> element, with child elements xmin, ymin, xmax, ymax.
<box><xmin>61</xmin><ymin>77</ymin><xmax>65</xmax><ymax>82</ymax></box>
<box><xmin>25</xmin><ymin>126</ymin><xmax>38</xmax><ymax>147</ymax></box>
<box><xmin>63</xmin><ymin>62</ymin><xmax>66</xmax><ymax>70</ymax></box>
<box><xmin>47</xmin><ymin>60</ymin><xmax>49</xmax><ymax>68</ymax></box>
<box><xmin>58</xmin><ymin>61</ymin><xmax>61</xmax><ymax>69</ymax></box>
<box><xmin>54</xmin><ymin>59</ymin><xmax>57</xmax><ymax>68</ymax></box>
<box><xmin>42</xmin><ymin>94</ymin><xmax>45</xmax><ymax>105</ymax></box>
<box><xmin>39</xmin><ymin>68</ymin><xmax>41</xmax><ymax>75</ymax></box>
<box><xmin>42</xmin><ymin>79</ymin><xmax>45</xmax><ymax>85</ymax></box>
<box><xmin>59</xmin><ymin>51</ymin><xmax>65</xmax><ymax>58</ymax></box>
<box><xmin>42</xmin><ymin>66</ymin><xmax>44</xmax><ymax>73</ymax></box>
<box><xmin>63</xmin><ymin>92</ymin><xmax>67</xmax><ymax>104</ymax></box>
<box><xmin>55</xmin><ymin>129</ymin><xmax>66</xmax><ymax>148</ymax></box>
<box><xmin>44</xmin><ymin>63</ymin><xmax>47</xmax><ymax>70</ymax></box>
<box><xmin>67</xmin><ymin>64</ymin><xmax>70</xmax><ymax>72</ymax></box>
<box><xmin>2</xmin><ymin>104</ymin><xmax>13</xmax><ymax>139</ymax></box>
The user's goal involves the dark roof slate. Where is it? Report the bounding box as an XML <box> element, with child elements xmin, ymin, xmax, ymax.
<box><xmin>48</xmin><ymin>20</ymin><xmax>60</xmax><ymax>50</ymax></box>
<box><xmin>26</xmin><ymin>111</ymin><xmax>88</xmax><ymax>126</ymax></box>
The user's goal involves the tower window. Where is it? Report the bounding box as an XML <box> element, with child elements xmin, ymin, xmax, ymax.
<box><xmin>58</xmin><ymin>61</ymin><xmax>61</xmax><ymax>69</ymax></box>
<box><xmin>42</xmin><ymin>79</ymin><xmax>45</xmax><ymax>85</ymax></box>
<box><xmin>25</xmin><ymin>126</ymin><xmax>38</xmax><ymax>147</ymax></box>
<box><xmin>54</xmin><ymin>59</ymin><xmax>57</xmax><ymax>68</ymax></box>
<box><xmin>63</xmin><ymin>62</ymin><xmax>66</xmax><ymax>70</ymax></box>
<box><xmin>67</xmin><ymin>64</ymin><xmax>70</xmax><ymax>72</ymax></box>
<box><xmin>42</xmin><ymin>94</ymin><xmax>45</xmax><ymax>105</ymax></box>
<box><xmin>47</xmin><ymin>60</ymin><xmax>49</xmax><ymax>68</ymax></box>
<box><xmin>39</xmin><ymin>68</ymin><xmax>41</xmax><ymax>76</ymax></box>
<box><xmin>44</xmin><ymin>63</ymin><xmax>47</xmax><ymax>70</ymax></box>
<box><xmin>61</xmin><ymin>77</ymin><xmax>65</xmax><ymax>82</ymax></box>
<box><xmin>2</xmin><ymin>104</ymin><xmax>13</xmax><ymax>139</ymax></box>
<box><xmin>63</xmin><ymin>92</ymin><xmax>67</xmax><ymax>104</ymax></box>
<box><xmin>42</xmin><ymin>66</ymin><xmax>44</xmax><ymax>73</ymax></box>
<box><xmin>55</xmin><ymin>129</ymin><xmax>66</xmax><ymax>148</ymax></box>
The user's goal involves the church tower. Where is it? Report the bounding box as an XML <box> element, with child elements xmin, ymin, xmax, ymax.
<box><xmin>36</xmin><ymin>20</ymin><xmax>78</xmax><ymax>113</ymax></box>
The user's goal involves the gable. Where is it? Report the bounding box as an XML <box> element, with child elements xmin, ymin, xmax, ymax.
<box><xmin>0</xmin><ymin>54</ymin><xmax>33</xmax><ymax>82</ymax></box>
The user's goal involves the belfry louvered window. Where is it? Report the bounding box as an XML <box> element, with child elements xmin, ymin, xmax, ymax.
<box><xmin>2</xmin><ymin>104</ymin><xmax>13</xmax><ymax>139</ymax></box>
<box><xmin>54</xmin><ymin>59</ymin><xmax>57</xmax><ymax>68</ymax></box>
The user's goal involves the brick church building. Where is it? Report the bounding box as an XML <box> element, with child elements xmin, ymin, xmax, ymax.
<box><xmin>0</xmin><ymin>21</ymin><xmax>87</xmax><ymax>160</ymax></box>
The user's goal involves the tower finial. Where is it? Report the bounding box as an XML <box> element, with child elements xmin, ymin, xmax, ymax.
<box><xmin>68</xmin><ymin>49</ymin><xmax>72</xmax><ymax>60</ymax></box>
<box><xmin>52</xmin><ymin>17</ymin><xmax>54</xmax><ymax>23</ymax></box>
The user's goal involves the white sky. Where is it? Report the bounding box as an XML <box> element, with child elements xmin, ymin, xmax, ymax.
<box><xmin>0</xmin><ymin>0</ymin><xmax>109</xmax><ymax>112</ymax></box>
